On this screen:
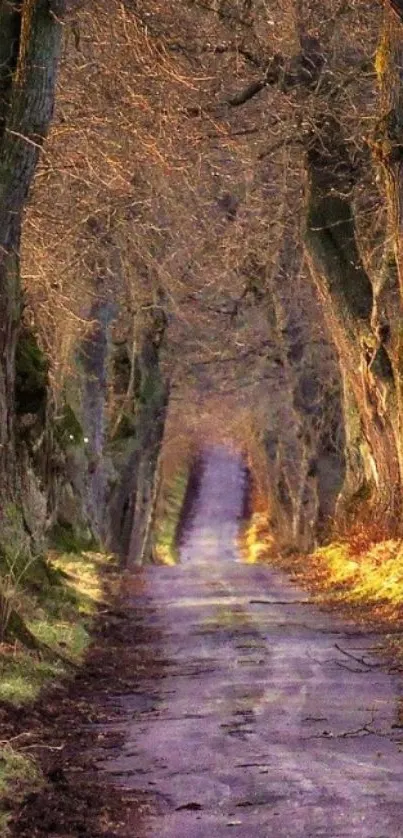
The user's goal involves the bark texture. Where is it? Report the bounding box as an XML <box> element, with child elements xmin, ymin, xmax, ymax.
<box><xmin>0</xmin><ymin>0</ymin><xmax>65</xmax><ymax>537</ymax></box>
<box><xmin>107</xmin><ymin>307</ymin><xmax>169</xmax><ymax>564</ymax></box>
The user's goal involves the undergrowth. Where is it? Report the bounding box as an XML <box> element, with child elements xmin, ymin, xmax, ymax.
<box><xmin>0</xmin><ymin>548</ymin><xmax>112</xmax><ymax>832</ymax></box>
<box><xmin>242</xmin><ymin>511</ymin><xmax>403</xmax><ymax>624</ymax></box>
<box><xmin>0</xmin><ymin>746</ymin><xmax>44</xmax><ymax>834</ymax></box>
<box><xmin>241</xmin><ymin>512</ymin><xmax>275</xmax><ymax>564</ymax></box>
<box><xmin>300</xmin><ymin>537</ymin><xmax>403</xmax><ymax>611</ymax></box>
<box><xmin>154</xmin><ymin>467</ymin><xmax>191</xmax><ymax>564</ymax></box>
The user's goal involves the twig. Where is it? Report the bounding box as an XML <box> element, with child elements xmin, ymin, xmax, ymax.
<box><xmin>334</xmin><ymin>642</ymin><xmax>382</xmax><ymax>670</ymax></box>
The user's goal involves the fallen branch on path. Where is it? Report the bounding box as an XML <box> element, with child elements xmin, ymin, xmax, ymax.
<box><xmin>249</xmin><ymin>599</ymin><xmax>311</xmax><ymax>605</ymax></box>
<box><xmin>334</xmin><ymin>642</ymin><xmax>383</xmax><ymax>671</ymax></box>
<box><xmin>306</xmin><ymin>711</ymin><xmax>377</xmax><ymax>740</ymax></box>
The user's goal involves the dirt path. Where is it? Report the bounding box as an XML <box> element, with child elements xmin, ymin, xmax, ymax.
<box><xmin>95</xmin><ymin>446</ymin><xmax>403</xmax><ymax>837</ymax></box>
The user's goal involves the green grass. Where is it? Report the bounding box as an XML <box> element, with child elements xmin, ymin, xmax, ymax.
<box><xmin>28</xmin><ymin>618</ymin><xmax>90</xmax><ymax>661</ymax></box>
<box><xmin>0</xmin><ymin>745</ymin><xmax>44</xmax><ymax>832</ymax></box>
<box><xmin>154</xmin><ymin>469</ymin><xmax>190</xmax><ymax>564</ymax></box>
<box><xmin>0</xmin><ymin>550</ymin><xmax>106</xmax><ymax>704</ymax></box>
<box><xmin>48</xmin><ymin>521</ymin><xmax>98</xmax><ymax>554</ymax></box>
<box><xmin>0</xmin><ymin>548</ymin><xmax>113</xmax><ymax>832</ymax></box>
<box><xmin>0</xmin><ymin>655</ymin><xmax>62</xmax><ymax>705</ymax></box>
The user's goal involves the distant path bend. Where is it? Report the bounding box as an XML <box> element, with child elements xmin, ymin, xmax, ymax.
<box><xmin>98</xmin><ymin>445</ymin><xmax>403</xmax><ymax>837</ymax></box>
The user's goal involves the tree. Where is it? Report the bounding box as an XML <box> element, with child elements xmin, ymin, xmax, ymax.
<box><xmin>20</xmin><ymin>0</ymin><xmax>399</xmax><ymax>557</ymax></box>
<box><xmin>21</xmin><ymin>0</ymin><xmax>347</xmax><ymax>553</ymax></box>
<box><xmin>0</xmin><ymin>1</ymin><xmax>67</xmax><ymax>535</ymax></box>
<box><xmin>176</xmin><ymin>0</ymin><xmax>403</xmax><ymax>527</ymax></box>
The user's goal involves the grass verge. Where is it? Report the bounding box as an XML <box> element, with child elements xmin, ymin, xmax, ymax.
<box><xmin>241</xmin><ymin>514</ymin><xmax>403</xmax><ymax>631</ymax></box>
<box><xmin>292</xmin><ymin>538</ymin><xmax>403</xmax><ymax>614</ymax></box>
<box><xmin>0</xmin><ymin>548</ymin><xmax>112</xmax><ymax>833</ymax></box>
<box><xmin>241</xmin><ymin>512</ymin><xmax>276</xmax><ymax>564</ymax></box>
<box><xmin>154</xmin><ymin>467</ymin><xmax>192</xmax><ymax>564</ymax></box>
<box><xmin>0</xmin><ymin>747</ymin><xmax>44</xmax><ymax>834</ymax></box>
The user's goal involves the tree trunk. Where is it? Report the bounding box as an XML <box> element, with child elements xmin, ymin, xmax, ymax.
<box><xmin>369</xmin><ymin>11</ymin><xmax>403</xmax><ymax>516</ymax></box>
<box><xmin>0</xmin><ymin>1</ymin><xmax>64</xmax><ymax>525</ymax></box>
<box><xmin>304</xmin><ymin>119</ymin><xmax>402</xmax><ymax>523</ymax></box>
<box><xmin>107</xmin><ymin>305</ymin><xmax>169</xmax><ymax>563</ymax></box>
<box><xmin>128</xmin><ymin>309</ymin><xmax>169</xmax><ymax>564</ymax></box>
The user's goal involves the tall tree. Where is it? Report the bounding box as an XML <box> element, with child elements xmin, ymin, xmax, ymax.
<box><xmin>0</xmin><ymin>0</ymin><xmax>65</xmax><ymax>524</ymax></box>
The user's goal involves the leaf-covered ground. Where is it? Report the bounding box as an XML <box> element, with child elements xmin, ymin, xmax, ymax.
<box><xmin>2</xmin><ymin>569</ymin><xmax>162</xmax><ymax>837</ymax></box>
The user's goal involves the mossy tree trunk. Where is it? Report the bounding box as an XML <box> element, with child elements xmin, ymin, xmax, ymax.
<box><xmin>253</xmin><ymin>29</ymin><xmax>403</xmax><ymax>523</ymax></box>
<box><xmin>304</xmin><ymin>118</ymin><xmax>402</xmax><ymax>522</ymax></box>
<box><xmin>303</xmin><ymin>10</ymin><xmax>403</xmax><ymax>525</ymax></box>
<box><xmin>0</xmin><ymin>1</ymin><xmax>65</xmax><ymax>523</ymax></box>
<box><xmin>108</xmin><ymin>303</ymin><xmax>169</xmax><ymax>564</ymax></box>
<box><xmin>367</xmin><ymin>9</ymin><xmax>403</xmax><ymax>516</ymax></box>
<box><xmin>128</xmin><ymin>307</ymin><xmax>169</xmax><ymax>564</ymax></box>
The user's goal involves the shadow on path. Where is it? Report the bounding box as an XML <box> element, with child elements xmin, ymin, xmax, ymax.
<box><xmin>95</xmin><ymin>446</ymin><xmax>403</xmax><ymax>838</ymax></box>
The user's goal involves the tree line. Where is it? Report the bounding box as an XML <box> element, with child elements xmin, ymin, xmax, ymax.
<box><xmin>1</xmin><ymin>1</ymin><xmax>403</xmax><ymax>571</ymax></box>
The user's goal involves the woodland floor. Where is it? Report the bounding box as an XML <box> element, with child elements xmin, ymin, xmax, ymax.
<box><xmin>5</xmin><ymin>446</ymin><xmax>403</xmax><ymax>837</ymax></box>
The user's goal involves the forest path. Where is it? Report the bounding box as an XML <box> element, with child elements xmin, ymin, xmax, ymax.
<box><xmin>98</xmin><ymin>446</ymin><xmax>403</xmax><ymax>837</ymax></box>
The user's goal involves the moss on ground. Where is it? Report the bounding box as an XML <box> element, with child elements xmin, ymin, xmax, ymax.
<box><xmin>0</xmin><ymin>549</ymin><xmax>108</xmax><ymax>704</ymax></box>
<box><xmin>0</xmin><ymin>747</ymin><xmax>44</xmax><ymax>833</ymax></box>
<box><xmin>0</xmin><ymin>548</ymin><xmax>112</xmax><ymax>832</ymax></box>
<box><xmin>48</xmin><ymin>521</ymin><xmax>98</xmax><ymax>554</ymax></box>
<box><xmin>0</xmin><ymin>504</ymin><xmax>31</xmax><ymax>572</ymax></box>
<box><xmin>154</xmin><ymin>468</ymin><xmax>190</xmax><ymax>564</ymax></box>
<box><xmin>0</xmin><ymin>656</ymin><xmax>62</xmax><ymax>706</ymax></box>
